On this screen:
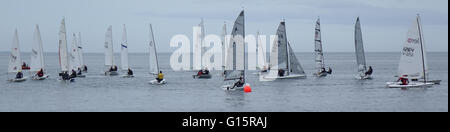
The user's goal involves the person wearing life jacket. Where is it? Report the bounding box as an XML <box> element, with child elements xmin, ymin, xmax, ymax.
<box><xmin>82</xmin><ymin>65</ymin><xmax>88</xmax><ymax>72</ymax></box>
<box><xmin>327</xmin><ymin>67</ymin><xmax>333</xmax><ymax>74</ymax></box>
<box><xmin>278</xmin><ymin>69</ymin><xmax>285</xmax><ymax>77</ymax></box>
<box><xmin>261</xmin><ymin>65</ymin><xmax>268</xmax><ymax>73</ymax></box>
<box><xmin>22</xmin><ymin>62</ymin><xmax>28</xmax><ymax>68</ymax></box>
<box><xmin>16</xmin><ymin>70</ymin><xmax>23</xmax><ymax>79</ymax></box>
<box><xmin>204</xmin><ymin>67</ymin><xmax>210</xmax><ymax>75</ymax></box>
<box><xmin>197</xmin><ymin>70</ymin><xmax>203</xmax><ymax>76</ymax></box>
<box><xmin>156</xmin><ymin>71</ymin><xmax>164</xmax><ymax>83</ymax></box>
<box><xmin>365</xmin><ymin>66</ymin><xmax>373</xmax><ymax>76</ymax></box>
<box><xmin>77</xmin><ymin>68</ymin><xmax>82</xmax><ymax>75</ymax></box>
<box><xmin>37</xmin><ymin>68</ymin><xmax>44</xmax><ymax>77</ymax></box>
<box><xmin>70</xmin><ymin>69</ymin><xmax>77</xmax><ymax>78</ymax></box>
<box><xmin>61</xmin><ymin>71</ymin><xmax>70</xmax><ymax>80</ymax></box>
<box><xmin>232</xmin><ymin>76</ymin><xmax>245</xmax><ymax>89</ymax></box>
<box><xmin>109</xmin><ymin>65</ymin><xmax>118</xmax><ymax>72</ymax></box>
<box><xmin>397</xmin><ymin>75</ymin><xmax>410</xmax><ymax>85</ymax></box>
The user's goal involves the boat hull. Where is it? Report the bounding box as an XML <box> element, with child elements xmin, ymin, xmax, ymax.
<box><xmin>263</xmin><ymin>74</ymin><xmax>307</xmax><ymax>80</ymax></box>
<box><xmin>355</xmin><ymin>74</ymin><xmax>373</xmax><ymax>80</ymax></box>
<box><xmin>222</xmin><ymin>83</ymin><xmax>250</xmax><ymax>91</ymax></box>
<box><xmin>193</xmin><ymin>74</ymin><xmax>212</xmax><ymax>79</ymax></box>
<box><xmin>121</xmin><ymin>75</ymin><xmax>135</xmax><ymax>78</ymax></box>
<box><xmin>149</xmin><ymin>79</ymin><xmax>166</xmax><ymax>85</ymax></box>
<box><xmin>386</xmin><ymin>82</ymin><xmax>434</xmax><ymax>88</ymax></box>
<box><xmin>8</xmin><ymin>77</ymin><xmax>28</xmax><ymax>82</ymax></box>
<box><xmin>105</xmin><ymin>71</ymin><xmax>119</xmax><ymax>76</ymax></box>
<box><xmin>32</xmin><ymin>74</ymin><xmax>49</xmax><ymax>80</ymax></box>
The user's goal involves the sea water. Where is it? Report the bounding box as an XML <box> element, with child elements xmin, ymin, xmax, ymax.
<box><xmin>0</xmin><ymin>52</ymin><xmax>447</xmax><ymax>112</ymax></box>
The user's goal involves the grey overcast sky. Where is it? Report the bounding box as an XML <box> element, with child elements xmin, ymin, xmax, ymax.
<box><xmin>0</xmin><ymin>0</ymin><xmax>448</xmax><ymax>53</ymax></box>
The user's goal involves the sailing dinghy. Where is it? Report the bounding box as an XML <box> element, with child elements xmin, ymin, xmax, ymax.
<box><xmin>256</xmin><ymin>31</ymin><xmax>269</xmax><ymax>74</ymax></box>
<box><xmin>193</xmin><ymin>19</ymin><xmax>212</xmax><ymax>79</ymax></box>
<box><xmin>313</xmin><ymin>18</ymin><xmax>332</xmax><ymax>77</ymax></box>
<box><xmin>262</xmin><ymin>20</ymin><xmax>307</xmax><ymax>80</ymax></box>
<box><xmin>70</xmin><ymin>33</ymin><xmax>85</xmax><ymax>78</ymax></box>
<box><xmin>354</xmin><ymin>17</ymin><xmax>373</xmax><ymax>80</ymax></box>
<box><xmin>8</xmin><ymin>29</ymin><xmax>27</xmax><ymax>82</ymax></box>
<box><xmin>58</xmin><ymin>18</ymin><xmax>74</xmax><ymax>82</ymax></box>
<box><xmin>222</xmin><ymin>10</ymin><xmax>250</xmax><ymax>90</ymax></box>
<box><xmin>104</xmin><ymin>26</ymin><xmax>119</xmax><ymax>76</ymax></box>
<box><xmin>386</xmin><ymin>15</ymin><xmax>439</xmax><ymax>88</ymax></box>
<box><xmin>78</xmin><ymin>32</ymin><xmax>88</xmax><ymax>73</ymax></box>
<box><xmin>30</xmin><ymin>25</ymin><xmax>49</xmax><ymax>80</ymax></box>
<box><xmin>147</xmin><ymin>24</ymin><xmax>166</xmax><ymax>85</ymax></box>
<box><xmin>121</xmin><ymin>24</ymin><xmax>134</xmax><ymax>78</ymax></box>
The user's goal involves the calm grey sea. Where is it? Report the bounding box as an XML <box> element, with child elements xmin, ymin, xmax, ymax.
<box><xmin>0</xmin><ymin>52</ymin><xmax>447</xmax><ymax>112</ymax></box>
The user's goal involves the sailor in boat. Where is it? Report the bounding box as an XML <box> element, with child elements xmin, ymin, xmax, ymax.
<box><xmin>201</xmin><ymin>67</ymin><xmax>210</xmax><ymax>75</ymax></box>
<box><xmin>278</xmin><ymin>69</ymin><xmax>286</xmax><ymax>77</ymax></box>
<box><xmin>127</xmin><ymin>68</ymin><xmax>133</xmax><ymax>76</ymax></box>
<box><xmin>16</xmin><ymin>70</ymin><xmax>24</xmax><ymax>79</ymax></box>
<box><xmin>327</xmin><ymin>67</ymin><xmax>333</xmax><ymax>74</ymax></box>
<box><xmin>318</xmin><ymin>68</ymin><xmax>327</xmax><ymax>75</ymax></box>
<box><xmin>109</xmin><ymin>65</ymin><xmax>118</xmax><ymax>72</ymax></box>
<box><xmin>82</xmin><ymin>65</ymin><xmax>88</xmax><ymax>72</ymax></box>
<box><xmin>22</xmin><ymin>62</ymin><xmax>30</xmax><ymax>69</ymax></box>
<box><xmin>77</xmin><ymin>68</ymin><xmax>83</xmax><ymax>76</ymax></box>
<box><xmin>232</xmin><ymin>76</ymin><xmax>245</xmax><ymax>89</ymax></box>
<box><xmin>36</xmin><ymin>68</ymin><xmax>44</xmax><ymax>77</ymax></box>
<box><xmin>61</xmin><ymin>71</ymin><xmax>71</xmax><ymax>80</ymax></box>
<box><xmin>70</xmin><ymin>69</ymin><xmax>77</xmax><ymax>78</ymax></box>
<box><xmin>197</xmin><ymin>70</ymin><xmax>203</xmax><ymax>76</ymax></box>
<box><xmin>397</xmin><ymin>75</ymin><xmax>410</xmax><ymax>85</ymax></box>
<box><xmin>156</xmin><ymin>71</ymin><xmax>164</xmax><ymax>83</ymax></box>
<box><xmin>365</xmin><ymin>66</ymin><xmax>373</xmax><ymax>76</ymax></box>
<box><xmin>261</xmin><ymin>66</ymin><xmax>268</xmax><ymax>73</ymax></box>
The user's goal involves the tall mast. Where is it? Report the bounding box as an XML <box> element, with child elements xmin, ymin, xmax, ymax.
<box><xmin>243</xmin><ymin>10</ymin><xmax>246</xmax><ymax>79</ymax></box>
<box><xmin>150</xmin><ymin>24</ymin><xmax>160</xmax><ymax>73</ymax></box>
<box><xmin>417</xmin><ymin>14</ymin><xmax>426</xmax><ymax>83</ymax></box>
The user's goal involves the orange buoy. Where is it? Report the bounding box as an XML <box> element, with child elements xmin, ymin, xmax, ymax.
<box><xmin>244</xmin><ymin>85</ymin><xmax>252</xmax><ymax>93</ymax></box>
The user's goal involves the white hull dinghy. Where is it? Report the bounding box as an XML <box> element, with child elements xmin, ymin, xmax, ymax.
<box><xmin>8</xmin><ymin>29</ymin><xmax>27</xmax><ymax>82</ymax></box>
<box><xmin>148</xmin><ymin>24</ymin><xmax>166</xmax><ymax>85</ymax></box>
<box><xmin>57</xmin><ymin>18</ymin><xmax>75</xmax><ymax>82</ymax></box>
<box><xmin>313</xmin><ymin>18</ymin><xmax>332</xmax><ymax>78</ymax></box>
<box><xmin>30</xmin><ymin>25</ymin><xmax>50</xmax><ymax>80</ymax></box>
<box><xmin>104</xmin><ymin>26</ymin><xmax>119</xmax><ymax>76</ymax></box>
<box><xmin>9</xmin><ymin>77</ymin><xmax>28</xmax><ymax>82</ymax></box>
<box><xmin>262</xmin><ymin>20</ymin><xmax>307</xmax><ymax>80</ymax></box>
<box><xmin>386</xmin><ymin>15</ymin><xmax>440</xmax><ymax>88</ymax></box>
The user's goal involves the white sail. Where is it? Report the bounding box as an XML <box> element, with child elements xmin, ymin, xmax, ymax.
<box><xmin>104</xmin><ymin>26</ymin><xmax>114</xmax><ymax>66</ymax></box>
<box><xmin>314</xmin><ymin>18</ymin><xmax>325</xmax><ymax>72</ymax></box>
<box><xmin>59</xmin><ymin>18</ymin><xmax>70</xmax><ymax>72</ymax></box>
<box><xmin>355</xmin><ymin>17</ymin><xmax>367</xmax><ymax>73</ymax></box>
<box><xmin>78</xmin><ymin>32</ymin><xmax>84</xmax><ymax>67</ymax></box>
<box><xmin>70</xmin><ymin>33</ymin><xmax>80</xmax><ymax>70</ymax></box>
<box><xmin>30</xmin><ymin>25</ymin><xmax>45</xmax><ymax>72</ymax></box>
<box><xmin>269</xmin><ymin>32</ymin><xmax>279</xmax><ymax>70</ymax></box>
<box><xmin>224</xmin><ymin>10</ymin><xmax>245</xmax><ymax>81</ymax></box>
<box><xmin>121</xmin><ymin>24</ymin><xmax>129</xmax><ymax>70</ymax></box>
<box><xmin>397</xmin><ymin>15</ymin><xmax>428</xmax><ymax>79</ymax></box>
<box><xmin>221</xmin><ymin>22</ymin><xmax>227</xmax><ymax>70</ymax></box>
<box><xmin>256</xmin><ymin>31</ymin><xmax>267</xmax><ymax>70</ymax></box>
<box><xmin>148</xmin><ymin>24</ymin><xmax>159</xmax><ymax>75</ymax></box>
<box><xmin>8</xmin><ymin>29</ymin><xmax>22</xmax><ymax>73</ymax></box>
